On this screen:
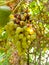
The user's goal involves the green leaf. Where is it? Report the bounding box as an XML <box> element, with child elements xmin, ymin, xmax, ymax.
<box><xmin>0</xmin><ymin>6</ymin><xmax>11</xmax><ymax>27</ymax></box>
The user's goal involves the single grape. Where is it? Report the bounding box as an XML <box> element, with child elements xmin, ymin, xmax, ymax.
<box><xmin>16</xmin><ymin>27</ymin><xmax>23</xmax><ymax>34</ymax></box>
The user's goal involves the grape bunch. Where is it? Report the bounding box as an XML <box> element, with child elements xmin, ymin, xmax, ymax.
<box><xmin>4</xmin><ymin>7</ymin><xmax>36</xmax><ymax>56</ymax></box>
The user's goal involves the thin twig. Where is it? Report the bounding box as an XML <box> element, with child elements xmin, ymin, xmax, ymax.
<box><xmin>12</xmin><ymin>0</ymin><xmax>23</xmax><ymax>13</ymax></box>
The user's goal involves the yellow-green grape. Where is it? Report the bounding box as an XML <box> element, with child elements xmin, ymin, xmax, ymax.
<box><xmin>5</xmin><ymin>21</ymin><xmax>16</xmax><ymax>31</ymax></box>
<box><xmin>16</xmin><ymin>27</ymin><xmax>23</xmax><ymax>34</ymax></box>
<box><xmin>19</xmin><ymin>34</ymin><xmax>24</xmax><ymax>39</ymax></box>
<box><xmin>23</xmin><ymin>26</ymin><xmax>27</xmax><ymax>31</ymax></box>
<box><xmin>24</xmin><ymin>31</ymin><xmax>29</xmax><ymax>36</ymax></box>
<box><xmin>16</xmin><ymin>41</ymin><xmax>23</xmax><ymax>55</ymax></box>
<box><xmin>22</xmin><ymin>37</ymin><xmax>26</xmax><ymax>42</ymax></box>
<box><xmin>26</xmin><ymin>35</ymin><xmax>31</xmax><ymax>40</ymax></box>
<box><xmin>4</xmin><ymin>21</ymin><xmax>17</xmax><ymax>37</ymax></box>
<box><xmin>27</xmin><ymin>40</ymin><xmax>31</xmax><ymax>46</ymax></box>
<box><xmin>9</xmin><ymin>14</ymin><xmax>15</xmax><ymax>20</ymax></box>
<box><xmin>22</xmin><ymin>37</ymin><xmax>27</xmax><ymax>49</ymax></box>
<box><xmin>22</xmin><ymin>42</ymin><xmax>27</xmax><ymax>49</ymax></box>
<box><xmin>16</xmin><ymin>41</ymin><xmax>21</xmax><ymax>50</ymax></box>
<box><xmin>14</xmin><ymin>34</ymin><xmax>19</xmax><ymax>42</ymax></box>
<box><xmin>30</xmin><ymin>34</ymin><xmax>36</xmax><ymax>41</ymax></box>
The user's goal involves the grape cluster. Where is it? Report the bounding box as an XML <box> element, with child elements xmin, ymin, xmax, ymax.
<box><xmin>12</xmin><ymin>10</ymin><xmax>36</xmax><ymax>55</ymax></box>
<box><xmin>4</xmin><ymin>7</ymin><xmax>36</xmax><ymax>56</ymax></box>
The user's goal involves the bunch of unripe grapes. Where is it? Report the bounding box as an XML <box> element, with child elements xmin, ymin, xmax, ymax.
<box><xmin>4</xmin><ymin>8</ymin><xmax>36</xmax><ymax>50</ymax></box>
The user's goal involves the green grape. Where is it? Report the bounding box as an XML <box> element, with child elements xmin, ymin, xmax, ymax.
<box><xmin>16</xmin><ymin>27</ymin><xmax>23</xmax><ymax>34</ymax></box>
<box><xmin>22</xmin><ymin>37</ymin><xmax>26</xmax><ymax>42</ymax></box>
<box><xmin>16</xmin><ymin>41</ymin><xmax>21</xmax><ymax>50</ymax></box>
<box><xmin>4</xmin><ymin>21</ymin><xmax>17</xmax><ymax>37</ymax></box>
<box><xmin>13</xmin><ymin>34</ymin><xmax>19</xmax><ymax>43</ymax></box>
<box><xmin>27</xmin><ymin>40</ymin><xmax>31</xmax><ymax>46</ymax></box>
<box><xmin>4</xmin><ymin>21</ymin><xmax>13</xmax><ymax>31</ymax></box>
<box><xmin>7</xmin><ymin>21</ymin><xmax>16</xmax><ymax>30</ymax></box>
<box><xmin>19</xmin><ymin>34</ymin><xmax>24</xmax><ymax>40</ymax></box>
<box><xmin>26</xmin><ymin>35</ymin><xmax>31</xmax><ymax>40</ymax></box>
<box><xmin>30</xmin><ymin>34</ymin><xmax>36</xmax><ymax>41</ymax></box>
<box><xmin>16</xmin><ymin>41</ymin><xmax>23</xmax><ymax>55</ymax></box>
<box><xmin>24</xmin><ymin>32</ymin><xmax>29</xmax><ymax>36</ymax></box>
<box><xmin>22</xmin><ymin>42</ymin><xmax>27</xmax><ymax>49</ymax></box>
<box><xmin>23</xmin><ymin>26</ymin><xmax>27</xmax><ymax>31</ymax></box>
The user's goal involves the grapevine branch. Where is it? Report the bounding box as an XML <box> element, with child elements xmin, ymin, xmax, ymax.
<box><xmin>12</xmin><ymin>0</ymin><xmax>24</xmax><ymax>13</ymax></box>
